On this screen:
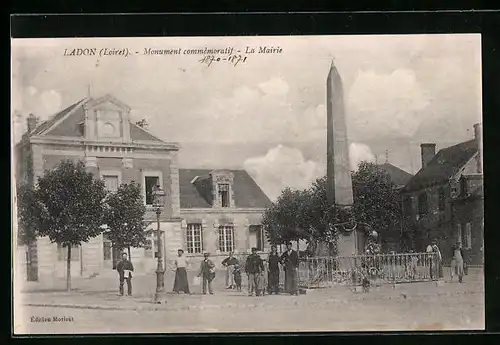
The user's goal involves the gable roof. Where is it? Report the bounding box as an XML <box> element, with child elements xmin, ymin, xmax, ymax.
<box><xmin>130</xmin><ymin>123</ymin><xmax>163</xmax><ymax>142</ymax></box>
<box><xmin>32</xmin><ymin>99</ymin><xmax>84</xmax><ymax>135</ymax></box>
<box><xmin>28</xmin><ymin>95</ymin><xmax>164</xmax><ymax>142</ymax></box>
<box><xmin>403</xmin><ymin>139</ymin><xmax>478</xmax><ymax>192</ymax></box>
<box><xmin>377</xmin><ymin>163</ymin><xmax>413</xmax><ymax>187</ymax></box>
<box><xmin>178</xmin><ymin>169</ymin><xmax>272</xmax><ymax>209</ymax></box>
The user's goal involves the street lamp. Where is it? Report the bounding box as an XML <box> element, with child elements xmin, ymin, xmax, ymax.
<box><xmin>152</xmin><ymin>185</ymin><xmax>165</xmax><ymax>304</ymax></box>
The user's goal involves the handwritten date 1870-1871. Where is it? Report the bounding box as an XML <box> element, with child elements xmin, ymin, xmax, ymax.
<box><xmin>199</xmin><ymin>54</ymin><xmax>248</xmax><ymax>67</ymax></box>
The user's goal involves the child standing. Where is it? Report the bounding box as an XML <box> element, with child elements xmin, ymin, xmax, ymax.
<box><xmin>233</xmin><ymin>263</ymin><xmax>242</xmax><ymax>291</ymax></box>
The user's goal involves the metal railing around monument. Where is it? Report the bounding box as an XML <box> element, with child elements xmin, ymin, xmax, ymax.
<box><xmin>297</xmin><ymin>252</ymin><xmax>440</xmax><ymax>288</ymax></box>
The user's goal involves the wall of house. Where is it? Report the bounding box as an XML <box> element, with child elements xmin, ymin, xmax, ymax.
<box><xmin>453</xmin><ymin>197</ymin><xmax>484</xmax><ymax>265</ymax></box>
<box><xmin>402</xmin><ymin>183</ymin><xmax>454</xmax><ymax>252</ymax></box>
<box><xmin>179</xmin><ymin>209</ymin><xmax>268</xmax><ymax>267</ymax></box>
<box><xmin>24</xmin><ymin>142</ymin><xmax>180</xmax><ymax>279</ymax></box>
<box><xmin>461</xmin><ymin>153</ymin><xmax>480</xmax><ymax>175</ymax></box>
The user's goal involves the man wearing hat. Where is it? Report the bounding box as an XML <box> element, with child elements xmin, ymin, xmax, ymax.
<box><xmin>198</xmin><ymin>252</ymin><xmax>216</xmax><ymax>294</ymax></box>
<box><xmin>116</xmin><ymin>252</ymin><xmax>134</xmax><ymax>296</ymax></box>
<box><xmin>245</xmin><ymin>247</ymin><xmax>264</xmax><ymax>296</ymax></box>
<box><xmin>280</xmin><ymin>242</ymin><xmax>299</xmax><ymax>295</ymax></box>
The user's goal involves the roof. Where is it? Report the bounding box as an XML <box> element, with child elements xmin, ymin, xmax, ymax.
<box><xmin>377</xmin><ymin>163</ymin><xmax>413</xmax><ymax>187</ymax></box>
<box><xmin>178</xmin><ymin>169</ymin><xmax>272</xmax><ymax>209</ymax></box>
<box><xmin>403</xmin><ymin>139</ymin><xmax>478</xmax><ymax>192</ymax></box>
<box><xmin>32</xmin><ymin>100</ymin><xmax>84</xmax><ymax>135</ymax></box>
<box><xmin>28</xmin><ymin>95</ymin><xmax>164</xmax><ymax>142</ymax></box>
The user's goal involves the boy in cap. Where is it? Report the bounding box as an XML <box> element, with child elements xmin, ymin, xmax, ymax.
<box><xmin>233</xmin><ymin>263</ymin><xmax>242</xmax><ymax>291</ymax></box>
<box><xmin>245</xmin><ymin>247</ymin><xmax>264</xmax><ymax>296</ymax></box>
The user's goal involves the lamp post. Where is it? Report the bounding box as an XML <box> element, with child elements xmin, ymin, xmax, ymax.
<box><xmin>152</xmin><ymin>185</ymin><xmax>165</xmax><ymax>304</ymax></box>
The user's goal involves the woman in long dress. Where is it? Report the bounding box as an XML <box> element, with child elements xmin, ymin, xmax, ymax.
<box><xmin>173</xmin><ymin>249</ymin><xmax>190</xmax><ymax>294</ymax></box>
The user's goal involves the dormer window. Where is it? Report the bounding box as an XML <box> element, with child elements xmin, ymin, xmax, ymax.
<box><xmin>218</xmin><ymin>184</ymin><xmax>230</xmax><ymax>207</ymax></box>
<box><xmin>210</xmin><ymin>171</ymin><xmax>234</xmax><ymax>208</ymax></box>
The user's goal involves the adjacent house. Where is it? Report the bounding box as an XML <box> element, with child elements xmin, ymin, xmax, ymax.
<box><xmin>377</xmin><ymin>162</ymin><xmax>414</xmax><ymax>191</ymax></box>
<box><xmin>14</xmin><ymin>94</ymin><xmax>272</xmax><ymax>282</ymax></box>
<box><xmin>179</xmin><ymin>169</ymin><xmax>272</xmax><ymax>266</ymax></box>
<box><xmin>376</xmin><ymin>162</ymin><xmax>414</xmax><ymax>251</ymax></box>
<box><xmin>400</xmin><ymin>123</ymin><xmax>483</xmax><ymax>265</ymax></box>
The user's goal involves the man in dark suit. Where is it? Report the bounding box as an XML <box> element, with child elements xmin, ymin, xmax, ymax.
<box><xmin>245</xmin><ymin>247</ymin><xmax>264</xmax><ymax>296</ymax></box>
<box><xmin>267</xmin><ymin>245</ymin><xmax>280</xmax><ymax>294</ymax></box>
<box><xmin>198</xmin><ymin>252</ymin><xmax>215</xmax><ymax>294</ymax></box>
<box><xmin>280</xmin><ymin>242</ymin><xmax>299</xmax><ymax>295</ymax></box>
<box><xmin>116</xmin><ymin>252</ymin><xmax>134</xmax><ymax>296</ymax></box>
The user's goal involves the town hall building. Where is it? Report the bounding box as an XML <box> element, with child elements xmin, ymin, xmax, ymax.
<box><xmin>14</xmin><ymin>94</ymin><xmax>271</xmax><ymax>282</ymax></box>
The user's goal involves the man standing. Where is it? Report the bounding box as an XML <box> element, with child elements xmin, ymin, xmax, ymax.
<box><xmin>280</xmin><ymin>242</ymin><xmax>299</xmax><ymax>295</ymax></box>
<box><xmin>198</xmin><ymin>252</ymin><xmax>215</xmax><ymax>295</ymax></box>
<box><xmin>267</xmin><ymin>245</ymin><xmax>280</xmax><ymax>294</ymax></box>
<box><xmin>116</xmin><ymin>252</ymin><xmax>134</xmax><ymax>296</ymax></box>
<box><xmin>222</xmin><ymin>252</ymin><xmax>239</xmax><ymax>289</ymax></box>
<box><xmin>245</xmin><ymin>247</ymin><xmax>264</xmax><ymax>296</ymax></box>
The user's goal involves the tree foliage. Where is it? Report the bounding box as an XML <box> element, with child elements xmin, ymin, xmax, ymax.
<box><xmin>263</xmin><ymin>161</ymin><xmax>402</xmax><ymax>254</ymax></box>
<box><xmin>16</xmin><ymin>183</ymin><xmax>41</xmax><ymax>246</ymax></box>
<box><xmin>351</xmin><ymin>162</ymin><xmax>402</xmax><ymax>243</ymax></box>
<box><xmin>104</xmin><ymin>182</ymin><xmax>147</xmax><ymax>258</ymax></box>
<box><xmin>135</xmin><ymin>119</ymin><xmax>149</xmax><ymax>129</ymax></box>
<box><xmin>24</xmin><ymin>159</ymin><xmax>108</xmax><ymax>290</ymax></box>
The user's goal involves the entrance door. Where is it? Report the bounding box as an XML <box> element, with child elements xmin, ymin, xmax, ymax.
<box><xmin>103</xmin><ymin>233</ymin><xmax>117</xmax><ymax>269</ymax></box>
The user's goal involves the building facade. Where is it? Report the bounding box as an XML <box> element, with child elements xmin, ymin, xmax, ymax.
<box><xmin>14</xmin><ymin>95</ymin><xmax>271</xmax><ymax>282</ymax></box>
<box><xmin>178</xmin><ymin>169</ymin><xmax>272</xmax><ymax>266</ymax></box>
<box><xmin>401</xmin><ymin>124</ymin><xmax>483</xmax><ymax>265</ymax></box>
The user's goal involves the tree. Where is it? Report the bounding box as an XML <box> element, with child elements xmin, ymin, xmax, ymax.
<box><xmin>263</xmin><ymin>161</ymin><xmax>402</xmax><ymax>255</ymax></box>
<box><xmin>351</xmin><ymin>162</ymin><xmax>402</xmax><ymax>247</ymax></box>
<box><xmin>104</xmin><ymin>182</ymin><xmax>147</xmax><ymax>261</ymax></box>
<box><xmin>30</xmin><ymin>160</ymin><xmax>107</xmax><ymax>291</ymax></box>
<box><xmin>262</xmin><ymin>187</ymin><xmax>309</xmax><ymax>245</ymax></box>
<box><xmin>16</xmin><ymin>183</ymin><xmax>40</xmax><ymax>246</ymax></box>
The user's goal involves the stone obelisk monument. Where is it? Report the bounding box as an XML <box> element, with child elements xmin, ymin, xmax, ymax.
<box><xmin>326</xmin><ymin>60</ymin><xmax>359</xmax><ymax>257</ymax></box>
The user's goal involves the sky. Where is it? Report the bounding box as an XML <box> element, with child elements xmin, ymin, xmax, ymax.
<box><xmin>11</xmin><ymin>35</ymin><xmax>482</xmax><ymax>200</ymax></box>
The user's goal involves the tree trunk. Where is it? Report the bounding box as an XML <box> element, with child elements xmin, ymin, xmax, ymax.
<box><xmin>127</xmin><ymin>246</ymin><xmax>131</xmax><ymax>262</ymax></box>
<box><xmin>66</xmin><ymin>245</ymin><xmax>72</xmax><ymax>292</ymax></box>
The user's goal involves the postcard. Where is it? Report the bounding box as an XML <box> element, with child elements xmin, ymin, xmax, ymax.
<box><xmin>11</xmin><ymin>34</ymin><xmax>484</xmax><ymax>334</ymax></box>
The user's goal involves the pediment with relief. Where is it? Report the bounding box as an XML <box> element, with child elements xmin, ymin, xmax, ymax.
<box><xmin>84</xmin><ymin>94</ymin><xmax>131</xmax><ymax>142</ymax></box>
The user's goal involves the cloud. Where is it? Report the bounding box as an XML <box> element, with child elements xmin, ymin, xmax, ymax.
<box><xmin>27</xmin><ymin>86</ymin><xmax>37</xmax><ymax>96</ymax></box>
<box><xmin>39</xmin><ymin>90</ymin><xmax>63</xmax><ymax>117</ymax></box>
<box><xmin>349</xmin><ymin>142</ymin><xmax>376</xmax><ymax>170</ymax></box>
<box><xmin>243</xmin><ymin>142</ymin><xmax>376</xmax><ymax>201</ymax></box>
<box><xmin>347</xmin><ymin>69</ymin><xmax>430</xmax><ymax>140</ymax></box>
<box><xmin>244</xmin><ymin>145</ymin><xmax>323</xmax><ymax>201</ymax></box>
<box><xmin>258</xmin><ymin>77</ymin><xmax>290</xmax><ymax>97</ymax></box>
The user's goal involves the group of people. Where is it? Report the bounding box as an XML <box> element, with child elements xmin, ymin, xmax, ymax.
<box><xmin>168</xmin><ymin>242</ymin><xmax>301</xmax><ymax>296</ymax></box>
<box><xmin>115</xmin><ymin>238</ymin><xmax>468</xmax><ymax>297</ymax></box>
<box><xmin>425</xmin><ymin>239</ymin><xmax>467</xmax><ymax>283</ymax></box>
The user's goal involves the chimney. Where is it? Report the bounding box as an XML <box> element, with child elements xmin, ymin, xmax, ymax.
<box><xmin>420</xmin><ymin>143</ymin><xmax>436</xmax><ymax>169</ymax></box>
<box><xmin>27</xmin><ymin>113</ymin><xmax>38</xmax><ymax>133</ymax></box>
<box><xmin>473</xmin><ymin>123</ymin><xmax>483</xmax><ymax>173</ymax></box>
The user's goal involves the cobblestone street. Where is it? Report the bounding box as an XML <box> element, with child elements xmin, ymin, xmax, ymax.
<box><xmin>14</xmin><ymin>268</ymin><xmax>484</xmax><ymax>333</ymax></box>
